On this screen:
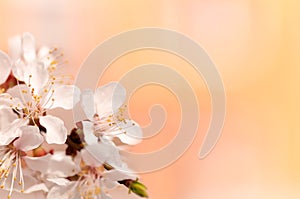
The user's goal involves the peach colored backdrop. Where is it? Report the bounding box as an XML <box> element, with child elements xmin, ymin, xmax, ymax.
<box><xmin>0</xmin><ymin>0</ymin><xmax>299</xmax><ymax>198</ymax></box>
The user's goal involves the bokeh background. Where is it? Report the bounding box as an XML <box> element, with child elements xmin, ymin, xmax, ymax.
<box><xmin>0</xmin><ymin>0</ymin><xmax>299</xmax><ymax>198</ymax></box>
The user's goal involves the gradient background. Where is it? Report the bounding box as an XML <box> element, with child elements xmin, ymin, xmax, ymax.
<box><xmin>0</xmin><ymin>0</ymin><xmax>299</xmax><ymax>198</ymax></box>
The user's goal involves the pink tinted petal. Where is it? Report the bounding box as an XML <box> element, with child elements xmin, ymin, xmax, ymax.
<box><xmin>39</xmin><ymin>115</ymin><xmax>67</xmax><ymax>144</ymax></box>
<box><xmin>44</xmin><ymin>85</ymin><xmax>80</xmax><ymax>110</ymax></box>
<box><xmin>13</xmin><ymin>125</ymin><xmax>43</xmax><ymax>151</ymax></box>
<box><xmin>0</xmin><ymin>51</ymin><xmax>12</xmax><ymax>84</ymax></box>
<box><xmin>22</xmin><ymin>32</ymin><xmax>36</xmax><ymax>63</ymax></box>
<box><xmin>94</xmin><ymin>82</ymin><xmax>126</xmax><ymax>116</ymax></box>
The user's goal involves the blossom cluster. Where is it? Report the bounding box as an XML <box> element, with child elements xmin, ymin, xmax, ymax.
<box><xmin>0</xmin><ymin>33</ymin><xmax>148</xmax><ymax>199</ymax></box>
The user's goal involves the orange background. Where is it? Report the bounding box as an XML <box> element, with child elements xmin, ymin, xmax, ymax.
<box><xmin>0</xmin><ymin>0</ymin><xmax>299</xmax><ymax>198</ymax></box>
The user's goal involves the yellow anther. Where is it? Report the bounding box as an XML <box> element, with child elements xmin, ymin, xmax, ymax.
<box><xmin>51</xmin><ymin>60</ymin><xmax>58</xmax><ymax>65</ymax></box>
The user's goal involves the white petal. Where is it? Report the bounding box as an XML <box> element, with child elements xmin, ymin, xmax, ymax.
<box><xmin>39</xmin><ymin>115</ymin><xmax>67</xmax><ymax>144</ymax></box>
<box><xmin>47</xmin><ymin>178</ymin><xmax>70</xmax><ymax>186</ymax></box>
<box><xmin>0</xmin><ymin>119</ymin><xmax>27</xmax><ymax>145</ymax></box>
<box><xmin>24</xmin><ymin>154</ymin><xmax>50</xmax><ymax>174</ymax></box>
<box><xmin>103</xmin><ymin>170</ymin><xmax>135</xmax><ymax>182</ymax></box>
<box><xmin>25</xmin><ymin>152</ymin><xmax>79</xmax><ymax>177</ymax></box>
<box><xmin>37</xmin><ymin>46</ymin><xmax>50</xmax><ymax>60</ymax></box>
<box><xmin>0</xmin><ymin>107</ymin><xmax>18</xmax><ymax>130</ymax></box>
<box><xmin>94</xmin><ymin>82</ymin><xmax>126</xmax><ymax>116</ymax></box>
<box><xmin>11</xmin><ymin>60</ymin><xmax>27</xmax><ymax>81</ymax></box>
<box><xmin>85</xmin><ymin>142</ymin><xmax>122</xmax><ymax>167</ymax></box>
<box><xmin>47</xmin><ymin>152</ymin><xmax>79</xmax><ymax>177</ymax></box>
<box><xmin>24</xmin><ymin>183</ymin><xmax>48</xmax><ymax>193</ymax></box>
<box><xmin>22</xmin><ymin>32</ymin><xmax>36</xmax><ymax>63</ymax></box>
<box><xmin>47</xmin><ymin>183</ymin><xmax>76</xmax><ymax>199</ymax></box>
<box><xmin>0</xmin><ymin>189</ymin><xmax>46</xmax><ymax>199</ymax></box>
<box><xmin>81</xmin><ymin>148</ymin><xmax>102</xmax><ymax>167</ymax></box>
<box><xmin>80</xmin><ymin>89</ymin><xmax>95</xmax><ymax>120</ymax></box>
<box><xmin>116</xmin><ymin>120</ymin><xmax>143</xmax><ymax>145</ymax></box>
<box><xmin>0</xmin><ymin>51</ymin><xmax>12</xmax><ymax>84</ymax></box>
<box><xmin>8</xmin><ymin>35</ymin><xmax>22</xmax><ymax>62</ymax></box>
<box><xmin>100</xmin><ymin>189</ymin><xmax>112</xmax><ymax>199</ymax></box>
<box><xmin>82</xmin><ymin>121</ymin><xmax>97</xmax><ymax>145</ymax></box>
<box><xmin>6</xmin><ymin>85</ymin><xmax>31</xmax><ymax>107</ymax></box>
<box><xmin>25</xmin><ymin>62</ymin><xmax>49</xmax><ymax>92</ymax></box>
<box><xmin>13</xmin><ymin>125</ymin><xmax>43</xmax><ymax>151</ymax></box>
<box><xmin>44</xmin><ymin>85</ymin><xmax>80</xmax><ymax>110</ymax></box>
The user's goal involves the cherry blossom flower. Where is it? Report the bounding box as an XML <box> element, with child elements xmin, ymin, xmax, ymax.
<box><xmin>0</xmin><ymin>81</ymin><xmax>79</xmax><ymax>144</ymax></box>
<box><xmin>0</xmin><ymin>33</ymin><xmax>148</xmax><ymax>199</ymax></box>
<box><xmin>46</xmin><ymin>142</ymin><xmax>136</xmax><ymax>199</ymax></box>
<box><xmin>0</xmin><ymin>107</ymin><xmax>44</xmax><ymax>198</ymax></box>
<box><xmin>81</xmin><ymin>82</ymin><xmax>143</xmax><ymax>145</ymax></box>
<box><xmin>8</xmin><ymin>33</ymin><xmax>68</xmax><ymax>91</ymax></box>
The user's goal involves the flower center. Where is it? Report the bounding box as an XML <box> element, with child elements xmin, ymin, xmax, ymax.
<box><xmin>70</xmin><ymin>165</ymin><xmax>105</xmax><ymax>199</ymax></box>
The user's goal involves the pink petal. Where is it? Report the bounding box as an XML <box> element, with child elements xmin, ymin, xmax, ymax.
<box><xmin>39</xmin><ymin>115</ymin><xmax>67</xmax><ymax>144</ymax></box>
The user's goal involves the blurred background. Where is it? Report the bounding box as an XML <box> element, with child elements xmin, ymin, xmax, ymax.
<box><xmin>0</xmin><ymin>0</ymin><xmax>299</xmax><ymax>198</ymax></box>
